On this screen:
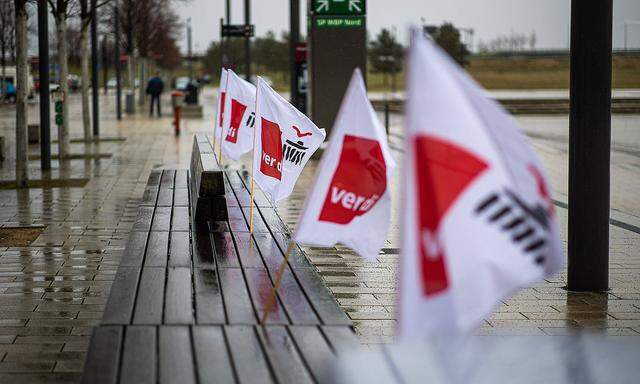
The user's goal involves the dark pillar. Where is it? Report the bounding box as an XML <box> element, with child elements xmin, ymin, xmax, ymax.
<box><xmin>309</xmin><ymin>1</ymin><xmax>367</xmax><ymax>131</ymax></box>
<box><xmin>224</xmin><ymin>0</ymin><xmax>230</xmax><ymax>69</ymax></box>
<box><xmin>244</xmin><ymin>0</ymin><xmax>251</xmax><ymax>81</ymax></box>
<box><xmin>567</xmin><ymin>0</ymin><xmax>612</xmax><ymax>292</ymax></box>
<box><xmin>289</xmin><ymin>0</ymin><xmax>299</xmax><ymax>105</ymax></box>
<box><xmin>37</xmin><ymin>0</ymin><xmax>51</xmax><ymax>171</ymax></box>
<box><xmin>102</xmin><ymin>36</ymin><xmax>108</xmax><ymax>95</ymax></box>
<box><xmin>91</xmin><ymin>0</ymin><xmax>99</xmax><ymax>136</ymax></box>
<box><xmin>114</xmin><ymin>1</ymin><xmax>122</xmax><ymax>120</ymax></box>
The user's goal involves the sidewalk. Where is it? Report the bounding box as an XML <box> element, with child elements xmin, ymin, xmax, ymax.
<box><xmin>0</xmin><ymin>88</ymin><xmax>638</xmax><ymax>382</ymax></box>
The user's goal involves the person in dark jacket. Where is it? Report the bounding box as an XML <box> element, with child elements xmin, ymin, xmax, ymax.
<box><xmin>146</xmin><ymin>72</ymin><xmax>164</xmax><ymax>117</ymax></box>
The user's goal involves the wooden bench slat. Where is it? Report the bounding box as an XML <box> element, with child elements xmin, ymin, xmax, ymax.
<box><xmin>258</xmin><ymin>208</ymin><xmax>289</xmax><ymax>234</ymax></box>
<box><xmin>239</xmin><ymin>204</ymin><xmax>270</xmax><ymax>233</ymax></box>
<box><xmin>171</xmin><ymin>206</ymin><xmax>190</xmax><ymax>232</ymax></box>
<box><xmin>102</xmin><ymin>267</ymin><xmax>140</xmax><ymax>325</ymax></box>
<box><xmin>164</xmin><ymin>267</ymin><xmax>194</xmax><ymax>324</ymax></box>
<box><xmin>211</xmin><ymin>232</ymin><xmax>240</xmax><ymax>268</ymax></box>
<box><xmin>156</xmin><ymin>188</ymin><xmax>174</xmax><ymax>207</ymax></box>
<box><xmin>147</xmin><ymin>171</ymin><xmax>161</xmax><ymax>186</ymax></box>
<box><xmin>173</xmin><ymin>188</ymin><xmax>189</xmax><ymax>207</ymax></box>
<box><xmin>151</xmin><ymin>207</ymin><xmax>172</xmax><ymax>231</ymax></box>
<box><xmin>294</xmin><ymin>269</ymin><xmax>352</xmax><ymax>326</ymax></box>
<box><xmin>233</xmin><ymin>232</ymin><xmax>266</xmax><ymax>269</ymax></box>
<box><xmin>160</xmin><ymin>169</ymin><xmax>175</xmax><ymax>189</ymax></box>
<box><xmin>225</xmin><ymin>194</ymin><xmax>239</xmax><ymax>207</ymax></box>
<box><xmin>219</xmin><ymin>268</ymin><xmax>256</xmax><ymax>324</ymax></box>
<box><xmin>141</xmin><ymin>187</ymin><xmax>159</xmax><ymax>206</ymax></box>
<box><xmin>288</xmin><ymin>326</ymin><xmax>336</xmax><ymax>383</ymax></box>
<box><xmin>228</xmin><ymin>206</ymin><xmax>250</xmax><ymax>232</ymax></box>
<box><xmin>132</xmin><ymin>268</ymin><xmax>165</xmax><ymax>325</ymax></box>
<box><xmin>192</xmin><ymin>229</ymin><xmax>215</xmax><ymax>270</ymax></box>
<box><xmin>225</xmin><ymin>326</ymin><xmax>274</xmax><ymax>384</ymax></box>
<box><xmin>175</xmin><ymin>170</ymin><xmax>189</xmax><ymax>189</ymax></box>
<box><xmin>256</xmin><ymin>326</ymin><xmax>314</xmax><ymax>384</ymax></box>
<box><xmin>321</xmin><ymin>326</ymin><xmax>360</xmax><ymax>355</ymax></box>
<box><xmin>273</xmin><ymin>270</ymin><xmax>320</xmax><ymax>325</ymax></box>
<box><xmin>143</xmin><ymin>231</ymin><xmax>169</xmax><ymax>268</ymax></box>
<box><xmin>81</xmin><ymin>326</ymin><xmax>123</xmax><ymax>384</ymax></box>
<box><xmin>159</xmin><ymin>327</ymin><xmax>197</xmax><ymax>384</ymax></box>
<box><xmin>120</xmin><ymin>231</ymin><xmax>148</xmax><ymax>267</ymax></box>
<box><xmin>244</xmin><ymin>269</ymin><xmax>289</xmax><ymax>325</ymax></box>
<box><xmin>132</xmin><ymin>207</ymin><xmax>154</xmax><ymax>232</ymax></box>
<box><xmin>169</xmin><ymin>231</ymin><xmax>191</xmax><ymax>268</ymax></box>
<box><xmin>194</xmin><ymin>269</ymin><xmax>226</xmax><ymax>324</ymax></box>
<box><xmin>119</xmin><ymin>326</ymin><xmax>156</xmax><ymax>384</ymax></box>
<box><xmin>192</xmin><ymin>326</ymin><xmax>236</xmax><ymax>383</ymax></box>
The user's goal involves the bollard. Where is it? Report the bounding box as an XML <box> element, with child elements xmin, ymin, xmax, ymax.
<box><xmin>172</xmin><ymin>91</ymin><xmax>184</xmax><ymax>136</ymax></box>
<box><xmin>384</xmin><ymin>100</ymin><xmax>390</xmax><ymax>136</ymax></box>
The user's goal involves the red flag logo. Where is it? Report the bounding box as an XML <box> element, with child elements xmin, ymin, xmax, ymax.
<box><xmin>260</xmin><ymin>117</ymin><xmax>283</xmax><ymax>180</ymax></box>
<box><xmin>319</xmin><ymin>135</ymin><xmax>387</xmax><ymax>224</ymax></box>
<box><xmin>225</xmin><ymin>99</ymin><xmax>247</xmax><ymax>143</ymax></box>
<box><xmin>414</xmin><ymin>135</ymin><xmax>488</xmax><ymax>296</ymax></box>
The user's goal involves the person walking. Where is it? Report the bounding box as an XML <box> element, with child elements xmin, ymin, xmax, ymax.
<box><xmin>146</xmin><ymin>72</ymin><xmax>164</xmax><ymax>117</ymax></box>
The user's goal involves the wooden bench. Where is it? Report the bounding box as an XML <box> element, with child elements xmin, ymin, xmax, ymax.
<box><xmin>81</xmin><ymin>136</ymin><xmax>358</xmax><ymax>384</ymax></box>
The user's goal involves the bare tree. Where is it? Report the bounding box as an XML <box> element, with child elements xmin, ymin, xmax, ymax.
<box><xmin>14</xmin><ymin>0</ymin><xmax>27</xmax><ymax>186</ymax></box>
<box><xmin>0</xmin><ymin>1</ymin><xmax>15</xmax><ymax>98</ymax></box>
<box><xmin>79</xmin><ymin>0</ymin><xmax>91</xmax><ymax>140</ymax></box>
<box><xmin>48</xmin><ymin>0</ymin><xmax>78</xmax><ymax>158</ymax></box>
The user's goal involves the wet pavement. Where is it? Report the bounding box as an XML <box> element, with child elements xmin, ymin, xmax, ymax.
<box><xmin>0</xmin><ymin>88</ymin><xmax>638</xmax><ymax>382</ymax></box>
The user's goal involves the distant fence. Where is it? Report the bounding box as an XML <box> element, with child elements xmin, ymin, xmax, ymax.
<box><xmin>471</xmin><ymin>49</ymin><xmax>640</xmax><ymax>59</ymax></box>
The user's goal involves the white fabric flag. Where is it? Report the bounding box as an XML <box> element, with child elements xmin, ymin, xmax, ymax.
<box><xmin>214</xmin><ymin>69</ymin><xmax>228</xmax><ymax>139</ymax></box>
<box><xmin>294</xmin><ymin>69</ymin><xmax>396</xmax><ymax>260</ymax></box>
<box><xmin>399</xmin><ymin>29</ymin><xmax>563</xmax><ymax>337</ymax></box>
<box><xmin>221</xmin><ymin>70</ymin><xmax>257</xmax><ymax>160</ymax></box>
<box><xmin>252</xmin><ymin>77</ymin><xmax>326</xmax><ymax>203</ymax></box>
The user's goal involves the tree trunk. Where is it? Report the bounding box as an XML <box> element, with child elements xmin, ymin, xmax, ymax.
<box><xmin>80</xmin><ymin>18</ymin><xmax>92</xmax><ymax>141</ymax></box>
<box><xmin>14</xmin><ymin>0</ymin><xmax>28</xmax><ymax>187</ymax></box>
<box><xmin>2</xmin><ymin>44</ymin><xmax>6</xmax><ymax>99</ymax></box>
<box><xmin>138</xmin><ymin>57</ymin><xmax>145</xmax><ymax>107</ymax></box>
<box><xmin>56</xmin><ymin>12</ymin><xmax>70</xmax><ymax>158</ymax></box>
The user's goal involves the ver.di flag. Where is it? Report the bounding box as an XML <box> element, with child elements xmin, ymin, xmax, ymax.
<box><xmin>252</xmin><ymin>77</ymin><xmax>326</xmax><ymax>203</ymax></box>
<box><xmin>221</xmin><ymin>70</ymin><xmax>257</xmax><ymax>160</ymax></box>
<box><xmin>399</xmin><ymin>29</ymin><xmax>563</xmax><ymax>337</ymax></box>
<box><xmin>214</xmin><ymin>69</ymin><xmax>228</xmax><ymax>145</ymax></box>
<box><xmin>294</xmin><ymin>69</ymin><xmax>396</xmax><ymax>260</ymax></box>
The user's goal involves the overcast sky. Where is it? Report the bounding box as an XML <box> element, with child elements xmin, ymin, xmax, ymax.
<box><xmin>177</xmin><ymin>0</ymin><xmax>640</xmax><ymax>54</ymax></box>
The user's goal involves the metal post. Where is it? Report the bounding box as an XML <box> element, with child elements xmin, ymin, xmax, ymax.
<box><xmin>219</xmin><ymin>18</ymin><xmax>224</xmax><ymax>70</ymax></box>
<box><xmin>114</xmin><ymin>1</ymin><xmax>122</xmax><ymax>120</ymax></box>
<box><xmin>187</xmin><ymin>18</ymin><xmax>193</xmax><ymax>81</ymax></box>
<box><xmin>244</xmin><ymin>0</ymin><xmax>251</xmax><ymax>81</ymax></box>
<box><xmin>567</xmin><ymin>0</ymin><xmax>612</xmax><ymax>292</ymax></box>
<box><xmin>91</xmin><ymin>0</ymin><xmax>99</xmax><ymax>136</ymax></box>
<box><xmin>102</xmin><ymin>36</ymin><xmax>108</xmax><ymax>95</ymax></box>
<box><xmin>37</xmin><ymin>0</ymin><xmax>51</xmax><ymax>171</ymax></box>
<box><xmin>289</xmin><ymin>0</ymin><xmax>299</xmax><ymax>105</ymax></box>
<box><xmin>384</xmin><ymin>101</ymin><xmax>389</xmax><ymax>136</ymax></box>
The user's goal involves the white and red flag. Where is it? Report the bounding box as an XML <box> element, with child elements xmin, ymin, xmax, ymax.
<box><xmin>399</xmin><ymin>29</ymin><xmax>563</xmax><ymax>337</ymax></box>
<box><xmin>214</xmin><ymin>69</ymin><xmax>228</xmax><ymax>145</ymax></box>
<box><xmin>221</xmin><ymin>70</ymin><xmax>257</xmax><ymax>160</ymax></box>
<box><xmin>294</xmin><ymin>69</ymin><xmax>396</xmax><ymax>260</ymax></box>
<box><xmin>252</xmin><ymin>77</ymin><xmax>326</xmax><ymax>203</ymax></box>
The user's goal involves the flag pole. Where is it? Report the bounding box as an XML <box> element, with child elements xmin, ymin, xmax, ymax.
<box><xmin>261</xmin><ymin>241</ymin><xmax>295</xmax><ymax>325</ymax></box>
<box><xmin>249</xmin><ymin>80</ymin><xmax>260</xmax><ymax>236</ymax></box>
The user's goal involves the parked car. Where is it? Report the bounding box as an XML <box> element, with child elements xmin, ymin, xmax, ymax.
<box><xmin>67</xmin><ymin>74</ymin><xmax>81</xmax><ymax>91</ymax></box>
<box><xmin>0</xmin><ymin>66</ymin><xmax>35</xmax><ymax>99</ymax></box>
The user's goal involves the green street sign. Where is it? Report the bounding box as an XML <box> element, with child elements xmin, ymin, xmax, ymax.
<box><xmin>55</xmin><ymin>114</ymin><xmax>63</xmax><ymax>126</ymax></box>
<box><xmin>312</xmin><ymin>0</ymin><xmax>365</xmax><ymax>15</ymax></box>
<box><xmin>55</xmin><ymin>101</ymin><xmax>63</xmax><ymax>113</ymax></box>
<box><xmin>315</xmin><ymin>16</ymin><xmax>364</xmax><ymax>28</ymax></box>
